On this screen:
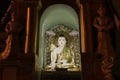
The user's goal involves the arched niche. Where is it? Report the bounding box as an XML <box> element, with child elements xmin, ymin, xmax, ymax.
<box><xmin>37</xmin><ymin>4</ymin><xmax>81</xmax><ymax>71</ymax></box>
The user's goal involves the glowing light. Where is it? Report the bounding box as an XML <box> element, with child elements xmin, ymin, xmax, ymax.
<box><xmin>25</xmin><ymin>7</ymin><xmax>30</xmax><ymax>53</ymax></box>
<box><xmin>80</xmin><ymin>4</ymin><xmax>86</xmax><ymax>53</ymax></box>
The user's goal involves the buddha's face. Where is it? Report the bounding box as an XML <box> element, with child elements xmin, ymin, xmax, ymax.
<box><xmin>58</xmin><ymin>37</ymin><xmax>66</xmax><ymax>47</ymax></box>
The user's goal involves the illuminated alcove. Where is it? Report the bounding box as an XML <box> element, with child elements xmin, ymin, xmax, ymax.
<box><xmin>36</xmin><ymin>4</ymin><xmax>81</xmax><ymax>72</ymax></box>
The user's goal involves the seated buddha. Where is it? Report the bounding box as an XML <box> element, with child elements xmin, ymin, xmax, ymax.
<box><xmin>47</xmin><ymin>34</ymin><xmax>78</xmax><ymax>71</ymax></box>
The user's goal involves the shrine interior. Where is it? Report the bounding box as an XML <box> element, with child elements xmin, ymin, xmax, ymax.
<box><xmin>0</xmin><ymin>0</ymin><xmax>120</xmax><ymax>80</ymax></box>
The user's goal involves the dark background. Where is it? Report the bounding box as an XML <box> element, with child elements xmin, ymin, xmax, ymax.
<box><xmin>0</xmin><ymin>0</ymin><xmax>11</xmax><ymax>21</ymax></box>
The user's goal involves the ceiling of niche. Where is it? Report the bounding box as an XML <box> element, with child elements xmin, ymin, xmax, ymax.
<box><xmin>40</xmin><ymin>4</ymin><xmax>79</xmax><ymax>33</ymax></box>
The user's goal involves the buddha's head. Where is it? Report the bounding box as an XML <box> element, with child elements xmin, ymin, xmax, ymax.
<box><xmin>57</xmin><ymin>34</ymin><xmax>66</xmax><ymax>47</ymax></box>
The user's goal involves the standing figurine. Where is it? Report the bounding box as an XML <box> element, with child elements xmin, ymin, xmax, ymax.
<box><xmin>93</xmin><ymin>5</ymin><xmax>115</xmax><ymax>80</ymax></box>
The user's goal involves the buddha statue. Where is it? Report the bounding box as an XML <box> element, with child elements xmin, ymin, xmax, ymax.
<box><xmin>49</xmin><ymin>34</ymin><xmax>76</xmax><ymax>70</ymax></box>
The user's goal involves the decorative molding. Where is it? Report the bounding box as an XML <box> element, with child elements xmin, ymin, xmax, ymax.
<box><xmin>0</xmin><ymin>0</ymin><xmax>15</xmax><ymax>60</ymax></box>
<box><xmin>0</xmin><ymin>35</ymin><xmax>12</xmax><ymax>60</ymax></box>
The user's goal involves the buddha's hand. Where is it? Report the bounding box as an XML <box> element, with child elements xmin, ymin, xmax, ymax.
<box><xmin>51</xmin><ymin>62</ymin><xmax>56</xmax><ymax>70</ymax></box>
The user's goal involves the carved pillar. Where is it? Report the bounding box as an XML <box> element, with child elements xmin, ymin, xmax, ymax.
<box><xmin>79</xmin><ymin>2</ymin><xmax>95</xmax><ymax>80</ymax></box>
<box><xmin>91</xmin><ymin>1</ymin><xmax>115</xmax><ymax>80</ymax></box>
<box><xmin>24</xmin><ymin>0</ymin><xmax>39</xmax><ymax>54</ymax></box>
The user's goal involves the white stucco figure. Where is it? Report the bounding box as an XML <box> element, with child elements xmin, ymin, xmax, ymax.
<box><xmin>50</xmin><ymin>34</ymin><xmax>75</xmax><ymax>70</ymax></box>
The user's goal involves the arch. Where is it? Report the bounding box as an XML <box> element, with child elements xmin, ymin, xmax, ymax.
<box><xmin>38</xmin><ymin>4</ymin><xmax>80</xmax><ymax>70</ymax></box>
